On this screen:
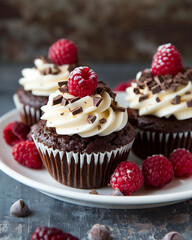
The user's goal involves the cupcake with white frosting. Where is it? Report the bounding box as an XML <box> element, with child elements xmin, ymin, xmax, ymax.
<box><xmin>32</xmin><ymin>66</ymin><xmax>136</xmax><ymax>189</ymax></box>
<box><xmin>14</xmin><ymin>39</ymin><xmax>78</xmax><ymax>126</ymax></box>
<box><xmin>126</xmin><ymin>44</ymin><xmax>192</xmax><ymax>159</ymax></box>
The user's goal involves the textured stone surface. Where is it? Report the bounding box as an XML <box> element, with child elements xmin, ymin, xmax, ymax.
<box><xmin>0</xmin><ymin>0</ymin><xmax>192</xmax><ymax>62</ymax></box>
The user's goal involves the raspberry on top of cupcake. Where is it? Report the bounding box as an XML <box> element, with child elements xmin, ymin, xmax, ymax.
<box><xmin>41</xmin><ymin>66</ymin><xmax>128</xmax><ymax>137</ymax></box>
<box><xmin>126</xmin><ymin>43</ymin><xmax>192</xmax><ymax>120</ymax></box>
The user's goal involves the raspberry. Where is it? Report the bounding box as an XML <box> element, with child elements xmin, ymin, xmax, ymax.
<box><xmin>31</xmin><ymin>227</ymin><xmax>79</xmax><ymax>240</ymax></box>
<box><xmin>151</xmin><ymin>43</ymin><xmax>183</xmax><ymax>76</ymax></box>
<box><xmin>113</xmin><ymin>79</ymin><xmax>134</xmax><ymax>92</ymax></box>
<box><xmin>142</xmin><ymin>155</ymin><xmax>174</xmax><ymax>188</ymax></box>
<box><xmin>67</xmin><ymin>66</ymin><xmax>98</xmax><ymax>97</ymax></box>
<box><xmin>169</xmin><ymin>149</ymin><xmax>192</xmax><ymax>177</ymax></box>
<box><xmin>48</xmin><ymin>39</ymin><xmax>77</xmax><ymax>65</ymax></box>
<box><xmin>12</xmin><ymin>140</ymin><xmax>42</xmax><ymax>169</ymax></box>
<box><xmin>110</xmin><ymin>161</ymin><xmax>144</xmax><ymax>196</ymax></box>
<box><xmin>3</xmin><ymin>121</ymin><xmax>30</xmax><ymax>146</ymax></box>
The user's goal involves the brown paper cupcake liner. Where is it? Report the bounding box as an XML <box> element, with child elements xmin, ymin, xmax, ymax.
<box><xmin>13</xmin><ymin>94</ymin><xmax>42</xmax><ymax>126</ymax></box>
<box><xmin>33</xmin><ymin>137</ymin><xmax>134</xmax><ymax>189</ymax></box>
<box><xmin>132</xmin><ymin>129</ymin><xmax>192</xmax><ymax>160</ymax></box>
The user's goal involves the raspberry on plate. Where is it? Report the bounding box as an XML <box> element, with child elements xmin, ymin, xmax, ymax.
<box><xmin>142</xmin><ymin>155</ymin><xmax>174</xmax><ymax>188</ymax></box>
<box><xmin>3</xmin><ymin>121</ymin><xmax>30</xmax><ymax>146</ymax></box>
<box><xmin>67</xmin><ymin>66</ymin><xmax>98</xmax><ymax>97</ymax></box>
<box><xmin>169</xmin><ymin>149</ymin><xmax>192</xmax><ymax>177</ymax></box>
<box><xmin>110</xmin><ymin>161</ymin><xmax>144</xmax><ymax>196</ymax></box>
<box><xmin>151</xmin><ymin>43</ymin><xmax>183</xmax><ymax>76</ymax></box>
<box><xmin>48</xmin><ymin>38</ymin><xmax>77</xmax><ymax>65</ymax></box>
<box><xmin>12</xmin><ymin>140</ymin><xmax>42</xmax><ymax>169</ymax></box>
<box><xmin>31</xmin><ymin>227</ymin><xmax>79</xmax><ymax>240</ymax></box>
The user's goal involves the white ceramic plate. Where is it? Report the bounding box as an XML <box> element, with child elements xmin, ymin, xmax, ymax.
<box><xmin>0</xmin><ymin>93</ymin><xmax>192</xmax><ymax>209</ymax></box>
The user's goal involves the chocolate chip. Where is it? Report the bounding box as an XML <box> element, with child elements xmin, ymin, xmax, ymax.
<box><xmin>133</xmin><ymin>87</ymin><xmax>140</xmax><ymax>94</ymax></box>
<box><xmin>186</xmin><ymin>99</ymin><xmax>192</xmax><ymax>108</ymax></box>
<box><xmin>151</xmin><ymin>85</ymin><xmax>161</xmax><ymax>94</ymax></box>
<box><xmin>71</xmin><ymin>106</ymin><xmax>83</xmax><ymax>115</ymax></box>
<box><xmin>89</xmin><ymin>189</ymin><xmax>98</xmax><ymax>195</ymax></box>
<box><xmin>162</xmin><ymin>231</ymin><xmax>184</xmax><ymax>240</ymax></box>
<box><xmin>61</xmin><ymin>98</ymin><xmax>68</xmax><ymax>106</ymax></box>
<box><xmin>156</xmin><ymin>97</ymin><xmax>161</xmax><ymax>102</ymax></box>
<box><xmin>88</xmin><ymin>224</ymin><xmax>110</xmax><ymax>240</ymax></box>
<box><xmin>58</xmin><ymin>81</ymin><xmax>68</xmax><ymax>87</ymax></box>
<box><xmin>93</xmin><ymin>97</ymin><xmax>103</xmax><ymax>107</ymax></box>
<box><xmin>171</xmin><ymin>95</ymin><xmax>181</xmax><ymax>105</ymax></box>
<box><xmin>68</xmin><ymin>97</ymin><xmax>80</xmax><ymax>103</ymax></box>
<box><xmin>139</xmin><ymin>94</ymin><xmax>149</xmax><ymax>102</ymax></box>
<box><xmin>87</xmin><ymin>115</ymin><xmax>97</xmax><ymax>124</ymax></box>
<box><xmin>99</xmin><ymin>118</ymin><xmax>107</xmax><ymax>124</ymax></box>
<box><xmin>111</xmin><ymin>188</ymin><xmax>124</xmax><ymax>196</ymax></box>
<box><xmin>170</xmin><ymin>84</ymin><xmax>180</xmax><ymax>92</ymax></box>
<box><xmin>52</xmin><ymin>95</ymin><xmax>63</xmax><ymax>105</ymax></box>
<box><xmin>10</xmin><ymin>199</ymin><xmax>30</xmax><ymax>217</ymax></box>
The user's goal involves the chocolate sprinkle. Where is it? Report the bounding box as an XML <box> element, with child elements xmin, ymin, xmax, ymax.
<box><xmin>93</xmin><ymin>97</ymin><xmax>103</xmax><ymax>107</ymax></box>
<box><xmin>139</xmin><ymin>94</ymin><xmax>149</xmax><ymax>102</ymax></box>
<box><xmin>99</xmin><ymin>118</ymin><xmax>107</xmax><ymax>124</ymax></box>
<box><xmin>187</xmin><ymin>99</ymin><xmax>192</xmax><ymax>107</ymax></box>
<box><xmin>171</xmin><ymin>95</ymin><xmax>181</xmax><ymax>105</ymax></box>
<box><xmin>87</xmin><ymin>115</ymin><xmax>97</xmax><ymax>124</ymax></box>
<box><xmin>71</xmin><ymin>106</ymin><xmax>83</xmax><ymax>115</ymax></box>
<box><xmin>52</xmin><ymin>95</ymin><xmax>63</xmax><ymax>105</ymax></box>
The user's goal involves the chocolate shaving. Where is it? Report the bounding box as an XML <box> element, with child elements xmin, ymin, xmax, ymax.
<box><xmin>139</xmin><ymin>94</ymin><xmax>149</xmax><ymax>102</ymax></box>
<box><xmin>61</xmin><ymin>98</ymin><xmax>68</xmax><ymax>106</ymax></box>
<box><xmin>60</xmin><ymin>112</ymin><xmax>64</xmax><ymax>115</ymax></box>
<box><xmin>87</xmin><ymin>115</ymin><xmax>97</xmax><ymax>124</ymax></box>
<box><xmin>97</xmin><ymin>125</ymin><xmax>101</xmax><ymax>130</ymax></box>
<box><xmin>171</xmin><ymin>95</ymin><xmax>181</xmax><ymax>105</ymax></box>
<box><xmin>151</xmin><ymin>85</ymin><xmax>161</xmax><ymax>94</ymax></box>
<box><xmin>186</xmin><ymin>99</ymin><xmax>192</xmax><ymax>107</ymax></box>
<box><xmin>185</xmin><ymin>91</ymin><xmax>191</xmax><ymax>95</ymax></box>
<box><xmin>170</xmin><ymin>84</ymin><xmax>180</xmax><ymax>92</ymax></box>
<box><xmin>156</xmin><ymin>97</ymin><xmax>161</xmax><ymax>102</ymax></box>
<box><xmin>133</xmin><ymin>87</ymin><xmax>140</xmax><ymax>94</ymax></box>
<box><xmin>52</xmin><ymin>65</ymin><xmax>60</xmax><ymax>75</ymax></box>
<box><xmin>99</xmin><ymin>118</ymin><xmax>107</xmax><ymax>124</ymax></box>
<box><xmin>52</xmin><ymin>95</ymin><xmax>63</xmax><ymax>105</ymax></box>
<box><xmin>68</xmin><ymin>97</ymin><xmax>80</xmax><ymax>104</ymax></box>
<box><xmin>93</xmin><ymin>97</ymin><xmax>103</xmax><ymax>107</ymax></box>
<box><xmin>71</xmin><ymin>106</ymin><xmax>83</xmax><ymax>115</ymax></box>
<box><xmin>59</xmin><ymin>86</ymin><xmax>68</xmax><ymax>93</ymax></box>
<box><xmin>58</xmin><ymin>81</ymin><xmax>68</xmax><ymax>87</ymax></box>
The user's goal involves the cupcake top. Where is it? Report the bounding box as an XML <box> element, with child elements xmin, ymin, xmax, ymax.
<box><xmin>126</xmin><ymin>44</ymin><xmax>192</xmax><ymax>120</ymax></box>
<box><xmin>41</xmin><ymin>67</ymin><xmax>128</xmax><ymax>137</ymax></box>
<box><xmin>19</xmin><ymin>57</ymin><xmax>71</xmax><ymax>96</ymax></box>
<box><xmin>19</xmin><ymin>38</ymin><xmax>78</xmax><ymax>97</ymax></box>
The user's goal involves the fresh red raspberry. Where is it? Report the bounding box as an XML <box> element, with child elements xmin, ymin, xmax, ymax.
<box><xmin>142</xmin><ymin>155</ymin><xmax>174</xmax><ymax>188</ymax></box>
<box><xmin>110</xmin><ymin>161</ymin><xmax>144</xmax><ymax>196</ymax></box>
<box><xmin>113</xmin><ymin>79</ymin><xmax>134</xmax><ymax>92</ymax></box>
<box><xmin>151</xmin><ymin>43</ymin><xmax>183</xmax><ymax>76</ymax></box>
<box><xmin>169</xmin><ymin>149</ymin><xmax>192</xmax><ymax>177</ymax></box>
<box><xmin>67</xmin><ymin>66</ymin><xmax>98</xmax><ymax>97</ymax></box>
<box><xmin>48</xmin><ymin>39</ymin><xmax>77</xmax><ymax>65</ymax></box>
<box><xmin>31</xmin><ymin>227</ymin><xmax>79</xmax><ymax>240</ymax></box>
<box><xmin>3</xmin><ymin>121</ymin><xmax>30</xmax><ymax>146</ymax></box>
<box><xmin>12</xmin><ymin>140</ymin><xmax>42</xmax><ymax>169</ymax></box>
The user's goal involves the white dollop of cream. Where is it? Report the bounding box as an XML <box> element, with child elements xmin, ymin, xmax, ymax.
<box><xmin>126</xmin><ymin>74</ymin><xmax>192</xmax><ymax>120</ymax></box>
<box><xmin>41</xmin><ymin>90</ymin><xmax>128</xmax><ymax>137</ymax></box>
<box><xmin>19</xmin><ymin>59</ymin><xmax>70</xmax><ymax>96</ymax></box>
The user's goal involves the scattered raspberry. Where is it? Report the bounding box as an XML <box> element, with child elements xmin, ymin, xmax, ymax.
<box><xmin>169</xmin><ymin>149</ymin><xmax>192</xmax><ymax>177</ymax></box>
<box><xmin>142</xmin><ymin>155</ymin><xmax>174</xmax><ymax>188</ymax></box>
<box><xmin>113</xmin><ymin>79</ymin><xmax>134</xmax><ymax>92</ymax></box>
<box><xmin>12</xmin><ymin>140</ymin><xmax>42</xmax><ymax>169</ymax></box>
<box><xmin>67</xmin><ymin>66</ymin><xmax>98</xmax><ymax>97</ymax></box>
<box><xmin>48</xmin><ymin>38</ymin><xmax>77</xmax><ymax>65</ymax></box>
<box><xmin>31</xmin><ymin>227</ymin><xmax>79</xmax><ymax>240</ymax></box>
<box><xmin>151</xmin><ymin>43</ymin><xmax>183</xmax><ymax>76</ymax></box>
<box><xmin>110</xmin><ymin>161</ymin><xmax>144</xmax><ymax>196</ymax></box>
<box><xmin>3</xmin><ymin>121</ymin><xmax>30</xmax><ymax>146</ymax></box>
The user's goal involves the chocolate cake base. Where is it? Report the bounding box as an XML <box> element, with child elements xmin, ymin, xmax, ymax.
<box><xmin>32</xmin><ymin>120</ymin><xmax>136</xmax><ymax>188</ymax></box>
<box><xmin>128</xmin><ymin>108</ymin><xmax>192</xmax><ymax>159</ymax></box>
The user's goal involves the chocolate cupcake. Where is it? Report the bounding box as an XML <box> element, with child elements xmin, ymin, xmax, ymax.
<box><xmin>126</xmin><ymin>44</ymin><xmax>192</xmax><ymax>159</ymax></box>
<box><xmin>14</xmin><ymin>39</ymin><xmax>78</xmax><ymax>126</ymax></box>
<box><xmin>32</xmin><ymin>67</ymin><xmax>136</xmax><ymax>189</ymax></box>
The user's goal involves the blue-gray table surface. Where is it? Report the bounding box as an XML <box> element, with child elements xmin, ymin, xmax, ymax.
<box><xmin>0</xmin><ymin>63</ymin><xmax>192</xmax><ymax>240</ymax></box>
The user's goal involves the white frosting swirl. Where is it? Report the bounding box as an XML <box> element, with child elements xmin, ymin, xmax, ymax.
<box><xmin>126</xmin><ymin>71</ymin><xmax>192</xmax><ymax>120</ymax></box>
<box><xmin>41</xmin><ymin>90</ymin><xmax>128</xmax><ymax>137</ymax></box>
<box><xmin>19</xmin><ymin>59</ymin><xmax>70</xmax><ymax>96</ymax></box>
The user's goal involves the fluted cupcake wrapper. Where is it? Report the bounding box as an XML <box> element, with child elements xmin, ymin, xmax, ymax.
<box><xmin>132</xmin><ymin>129</ymin><xmax>192</xmax><ymax>160</ymax></box>
<box><xmin>33</xmin><ymin>137</ymin><xmax>134</xmax><ymax>189</ymax></box>
<box><xmin>13</xmin><ymin>94</ymin><xmax>42</xmax><ymax>126</ymax></box>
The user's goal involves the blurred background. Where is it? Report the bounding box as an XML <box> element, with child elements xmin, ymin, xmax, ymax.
<box><xmin>1</xmin><ymin>0</ymin><xmax>192</xmax><ymax>114</ymax></box>
<box><xmin>1</xmin><ymin>0</ymin><xmax>192</xmax><ymax>63</ymax></box>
